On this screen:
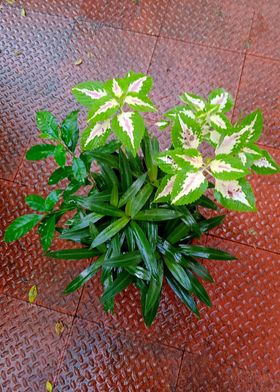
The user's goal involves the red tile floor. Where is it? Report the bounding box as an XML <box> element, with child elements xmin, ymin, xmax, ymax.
<box><xmin>0</xmin><ymin>0</ymin><xmax>279</xmax><ymax>391</ymax></box>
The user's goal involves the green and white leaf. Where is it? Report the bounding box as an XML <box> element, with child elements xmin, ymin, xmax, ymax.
<box><xmin>172</xmin><ymin>114</ymin><xmax>201</xmax><ymax>149</ymax></box>
<box><xmin>214</xmin><ymin>178</ymin><xmax>256</xmax><ymax>212</ymax></box>
<box><xmin>156</xmin><ymin>150</ymin><xmax>179</xmax><ymax>174</ymax></box>
<box><xmin>155</xmin><ymin>120</ymin><xmax>170</xmax><ymax>130</ymax></box>
<box><xmin>172</xmin><ymin>148</ymin><xmax>203</xmax><ymax>171</ymax></box>
<box><xmin>81</xmin><ymin>120</ymin><xmax>111</xmax><ymax>151</ymax></box>
<box><xmin>105</xmin><ymin>78</ymin><xmax>123</xmax><ymax>98</ymax></box>
<box><xmin>126</xmin><ymin>72</ymin><xmax>153</xmax><ymax>95</ymax></box>
<box><xmin>165</xmin><ymin>106</ymin><xmax>196</xmax><ymax>121</ymax></box>
<box><xmin>251</xmin><ymin>149</ymin><xmax>279</xmax><ymax>174</ymax></box>
<box><xmin>171</xmin><ymin>170</ymin><xmax>208</xmax><ymax>205</ymax></box>
<box><xmin>209</xmin><ymin>113</ymin><xmax>232</xmax><ymax>132</ymax></box>
<box><xmin>180</xmin><ymin>92</ymin><xmax>206</xmax><ymax>111</ymax></box>
<box><xmin>154</xmin><ymin>175</ymin><xmax>176</xmax><ymax>202</ymax></box>
<box><xmin>112</xmin><ymin>111</ymin><xmax>145</xmax><ymax>155</ymax></box>
<box><xmin>88</xmin><ymin>97</ymin><xmax>119</xmax><ymax>123</ymax></box>
<box><xmin>210</xmin><ymin>154</ymin><xmax>249</xmax><ymax>180</ymax></box>
<box><xmin>215</xmin><ymin>127</ymin><xmax>249</xmax><ymax>155</ymax></box>
<box><xmin>208</xmin><ymin>88</ymin><xmax>233</xmax><ymax>112</ymax></box>
<box><xmin>239</xmin><ymin>109</ymin><xmax>263</xmax><ymax>144</ymax></box>
<box><xmin>72</xmin><ymin>81</ymin><xmax>108</xmax><ymax>107</ymax></box>
<box><xmin>124</xmin><ymin>93</ymin><xmax>156</xmax><ymax>112</ymax></box>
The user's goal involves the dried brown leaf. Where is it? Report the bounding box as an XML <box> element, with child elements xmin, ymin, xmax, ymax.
<box><xmin>55</xmin><ymin>320</ymin><xmax>65</xmax><ymax>336</ymax></box>
<box><xmin>74</xmin><ymin>58</ymin><xmax>83</xmax><ymax>66</ymax></box>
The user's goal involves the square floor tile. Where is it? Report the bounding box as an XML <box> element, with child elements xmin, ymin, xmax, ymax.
<box><xmin>0</xmin><ymin>295</ymin><xmax>72</xmax><ymax>392</ymax></box>
<box><xmin>161</xmin><ymin>0</ymin><xmax>254</xmax><ymax>51</ymax></box>
<box><xmin>147</xmin><ymin>37</ymin><xmax>244</xmax><ymax>149</ymax></box>
<box><xmin>233</xmin><ymin>55</ymin><xmax>280</xmax><ymax>149</ymax></box>
<box><xmin>203</xmin><ymin>147</ymin><xmax>280</xmax><ymax>253</ymax></box>
<box><xmin>56</xmin><ymin>318</ymin><xmax>182</xmax><ymax>391</ymax></box>
<box><xmin>80</xmin><ymin>0</ymin><xmax>168</xmax><ymax>35</ymax></box>
<box><xmin>7</xmin><ymin>0</ymin><xmax>83</xmax><ymax>18</ymax></box>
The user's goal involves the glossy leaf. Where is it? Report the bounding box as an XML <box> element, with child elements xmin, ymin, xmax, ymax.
<box><xmin>164</xmin><ymin>255</ymin><xmax>192</xmax><ymax>290</ymax></box>
<box><xmin>101</xmin><ymin>271</ymin><xmax>133</xmax><ymax>304</ymax></box>
<box><xmin>26</xmin><ymin>144</ymin><xmax>55</xmax><ymax>160</ymax></box>
<box><xmin>36</xmin><ymin>111</ymin><xmax>58</xmax><ymax>139</ymax></box>
<box><xmin>179</xmin><ymin>245</ymin><xmax>236</xmax><ymax>260</ymax></box>
<box><xmin>39</xmin><ymin>215</ymin><xmax>56</xmax><ymax>251</ymax></box>
<box><xmin>61</xmin><ymin>110</ymin><xmax>79</xmax><ymax>152</ymax></box>
<box><xmin>25</xmin><ymin>194</ymin><xmax>46</xmax><ymax>212</ymax></box>
<box><xmin>47</xmin><ymin>248</ymin><xmax>101</xmax><ymax>259</ymax></box>
<box><xmin>91</xmin><ymin>216</ymin><xmax>130</xmax><ymax>248</ymax></box>
<box><xmin>4</xmin><ymin>214</ymin><xmax>42</xmax><ymax>242</ymax></box>
<box><xmin>134</xmin><ymin>208</ymin><xmax>182</xmax><ymax>221</ymax></box>
<box><xmin>54</xmin><ymin>145</ymin><xmax>66</xmax><ymax>167</ymax></box>
<box><xmin>72</xmin><ymin>157</ymin><xmax>87</xmax><ymax>182</ymax></box>
<box><xmin>118</xmin><ymin>173</ymin><xmax>147</xmax><ymax>207</ymax></box>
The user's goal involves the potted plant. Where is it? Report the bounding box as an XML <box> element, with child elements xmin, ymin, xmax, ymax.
<box><xmin>4</xmin><ymin>71</ymin><xmax>279</xmax><ymax>326</ymax></box>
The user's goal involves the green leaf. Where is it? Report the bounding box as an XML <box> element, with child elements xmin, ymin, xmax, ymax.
<box><xmin>130</xmin><ymin>183</ymin><xmax>154</xmax><ymax>218</ymax></box>
<box><xmin>25</xmin><ymin>194</ymin><xmax>46</xmax><ymax>212</ymax></box>
<box><xmin>64</xmin><ymin>256</ymin><xmax>104</xmax><ymax>294</ymax></box>
<box><xmin>91</xmin><ymin>216</ymin><xmax>130</xmax><ymax>248</ymax></box>
<box><xmin>134</xmin><ymin>208</ymin><xmax>183</xmax><ymax>221</ymax></box>
<box><xmin>112</xmin><ymin>111</ymin><xmax>145</xmax><ymax>156</ymax></box>
<box><xmin>210</xmin><ymin>154</ymin><xmax>249</xmax><ymax>180</ymax></box>
<box><xmin>144</xmin><ymin>262</ymin><xmax>163</xmax><ymax>314</ymax></box>
<box><xmin>101</xmin><ymin>271</ymin><xmax>133</xmax><ymax>304</ymax></box>
<box><xmin>45</xmin><ymin>190</ymin><xmax>62</xmax><ymax>210</ymax></box>
<box><xmin>118</xmin><ymin>173</ymin><xmax>147</xmax><ymax>208</ymax></box>
<box><xmin>4</xmin><ymin>214</ymin><xmax>42</xmax><ymax>242</ymax></box>
<box><xmin>125</xmin><ymin>225</ymin><xmax>135</xmax><ymax>252</ymax></box>
<box><xmin>198</xmin><ymin>215</ymin><xmax>225</xmax><ymax>234</ymax></box>
<box><xmin>142</xmin><ymin>135</ymin><xmax>159</xmax><ymax>182</ymax></box>
<box><xmin>61</xmin><ymin>110</ymin><xmax>80</xmax><ymax>152</ymax></box>
<box><xmin>81</xmin><ymin>120</ymin><xmax>111</xmax><ymax>151</ymax></box>
<box><xmin>214</xmin><ymin>178</ymin><xmax>256</xmax><ymax>212</ymax></box>
<box><xmin>36</xmin><ymin>111</ymin><xmax>58</xmax><ymax>139</ymax></box>
<box><xmin>179</xmin><ymin>245</ymin><xmax>236</xmax><ymax>260</ymax></box>
<box><xmin>171</xmin><ymin>170</ymin><xmax>208</xmax><ymax>205</ymax></box>
<box><xmin>54</xmin><ymin>145</ymin><xmax>66</xmax><ymax>167</ymax></box>
<box><xmin>88</xmin><ymin>202</ymin><xmax>125</xmax><ymax>218</ymax></box>
<box><xmin>208</xmin><ymin>88</ymin><xmax>233</xmax><ymax>113</ymax></box>
<box><xmin>71</xmin><ymin>191</ymin><xmax>111</xmax><ymax>209</ymax></box>
<box><xmin>166</xmin><ymin>222</ymin><xmax>191</xmax><ymax>244</ymax></box>
<box><xmin>72</xmin><ymin>157</ymin><xmax>87</xmax><ymax>182</ymax></box>
<box><xmin>125</xmin><ymin>265</ymin><xmax>151</xmax><ymax>280</ymax></box>
<box><xmin>130</xmin><ymin>221</ymin><xmax>158</xmax><ymax>276</ymax></box>
<box><xmin>176</xmin><ymin>205</ymin><xmax>201</xmax><ymax>237</ymax></box>
<box><xmin>145</xmin><ymin>222</ymin><xmax>158</xmax><ymax>251</ymax></box>
<box><xmin>188</xmin><ymin>272</ymin><xmax>211</xmax><ymax>307</ymax></box>
<box><xmin>124</xmin><ymin>93</ymin><xmax>157</xmax><ymax>112</ymax></box>
<box><xmin>39</xmin><ymin>215</ymin><xmax>56</xmax><ymax>251</ymax></box>
<box><xmin>47</xmin><ymin>248</ymin><xmax>101</xmax><ymax>259</ymax></box>
<box><xmin>119</xmin><ymin>150</ymin><xmax>132</xmax><ymax>191</ymax></box>
<box><xmin>180</xmin><ymin>92</ymin><xmax>206</xmax><ymax>111</ymax></box>
<box><xmin>182</xmin><ymin>258</ymin><xmax>213</xmax><ymax>282</ymax></box>
<box><xmin>88</xmin><ymin>96</ymin><xmax>119</xmax><ymax>123</ymax></box>
<box><xmin>102</xmin><ymin>251</ymin><xmax>142</xmax><ymax>267</ymax></box>
<box><xmin>251</xmin><ymin>149</ymin><xmax>280</xmax><ymax>175</ymax></box>
<box><xmin>26</xmin><ymin>144</ymin><xmax>55</xmax><ymax>160</ymax></box>
<box><xmin>166</xmin><ymin>272</ymin><xmax>199</xmax><ymax>317</ymax></box>
<box><xmin>154</xmin><ymin>175</ymin><xmax>176</xmax><ymax>203</ymax></box>
<box><xmin>48</xmin><ymin>167</ymin><xmax>71</xmax><ymax>185</ymax></box>
<box><xmin>110</xmin><ymin>184</ymin><xmax>119</xmax><ymax>207</ymax></box>
<box><xmin>72</xmin><ymin>81</ymin><xmax>108</xmax><ymax>107</ymax></box>
<box><xmin>196</xmin><ymin>195</ymin><xmax>218</xmax><ymax>210</ymax></box>
<box><xmin>164</xmin><ymin>255</ymin><xmax>192</xmax><ymax>291</ymax></box>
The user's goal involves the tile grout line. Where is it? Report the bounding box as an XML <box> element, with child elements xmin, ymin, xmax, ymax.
<box><xmin>174</xmin><ymin>349</ymin><xmax>185</xmax><ymax>391</ymax></box>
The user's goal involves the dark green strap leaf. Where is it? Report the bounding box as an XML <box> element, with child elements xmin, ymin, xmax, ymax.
<box><xmin>180</xmin><ymin>258</ymin><xmax>213</xmax><ymax>282</ymax></box>
<box><xmin>179</xmin><ymin>245</ymin><xmax>236</xmax><ymax>260</ymax></box>
<box><xmin>64</xmin><ymin>256</ymin><xmax>104</xmax><ymax>294</ymax></box>
<box><xmin>91</xmin><ymin>216</ymin><xmax>130</xmax><ymax>249</ymax></box>
<box><xmin>196</xmin><ymin>195</ymin><xmax>218</xmax><ymax>210</ymax></box>
<box><xmin>47</xmin><ymin>248</ymin><xmax>101</xmax><ymax>259</ymax></box>
<box><xmin>176</xmin><ymin>206</ymin><xmax>201</xmax><ymax>237</ymax></box>
<box><xmin>164</xmin><ymin>255</ymin><xmax>192</xmax><ymax>291</ymax></box>
<box><xmin>119</xmin><ymin>150</ymin><xmax>132</xmax><ymax>191</ymax></box>
<box><xmin>134</xmin><ymin>208</ymin><xmax>182</xmax><ymax>221</ymax></box>
<box><xmin>166</xmin><ymin>222</ymin><xmax>190</xmax><ymax>244</ymax></box>
<box><xmin>89</xmin><ymin>202</ymin><xmax>125</xmax><ymax>218</ymax></box>
<box><xmin>199</xmin><ymin>215</ymin><xmax>226</xmax><ymax>233</ymax></box>
<box><xmin>118</xmin><ymin>173</ymin><xmax>147</xmax><ymax>208</ymax></box>
<box><xmin>130</xmin><ymin>221</ymin><xmax>158</xmax><ymax>276</ymax></box>
<box><xmin>4</xmin><ymin>214</ymin><xmax>42</xmax><ymax>242</ymax></box>
<box><xmin>144</xmin><ymin>261</ymin><xmax>163</xmax><ymax>314</ymax></box>
<box><xmin>142</xmin><ymin>135</ymin><xmax>159</xmax><ymax>182</ymax></box>
<box><xmin>130</xmin><ymin>183</ymin><xmax>154</xmax><ymax>218</ymax></box>
<box><xmin>101</xmin><ymin>271</ymin><xmax>133</xmax><ymax>304</ymax></box>
<box><xmin>187</xmin><ymin>271</ymin><xmax>211</xmax><ymax>307</ymax></box>
<box><xmin>125</xmin><ymin>265</ymin><xmax>151</xmax><ymax>280</ymax></box>
<box><xmin>102</xmin><ymin>251</ymin><xmax>142</xmax><ymax>267</ymax></box>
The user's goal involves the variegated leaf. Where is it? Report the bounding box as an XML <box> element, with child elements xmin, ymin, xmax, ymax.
<box><xmin>180</xmin><ymin>92</ymin><xmax>206</xmax><ymax>111</ymax></box>
<box><xmin>81</xmin><ymin>120</ymin><xmax>111</xmax><ymax>151</ymax></box>
<box><xmin>210</xmin><ymin>154</ymin><xmax>249</xmax><ymax>180</ymax></box>
<box><xmin>156</xmin><ymin>150</ymin><xmax>179</xmax><ymax>174</ymax></box>
<box><xmin>155</xmin><ymin>120</ymin><xmax>170</xmax><ymax>130</ymax></box>
<box><xmin>126</xmin><ymin>71</ymin><xmax>153</xmax><ymax>95</ymax></box>
<box><xmin>72</xmin><ymin>81</ymin><xmax>108</xmax><ymax>107</ymax></box>
<box><xmin>239</xmin><ymin>109</ymin><xmax>263</xmax><ymax>144</ymax></box>
<box><xmin>111</xmin><ymin>111</ymin><xmax>144</xmax><ymax>155</ymax></box>
<box><xmin>215</xmin><ymin>127</ymin><xmax>249</xmax><ymax>155</ymax></box>
<box><xmin>165</xmin><ymin>105</ymin><xmax>196</xmax><ymax>120</ymax></box>
<box><xmin>172</xmin><ymin>148</ymin><xmax>203</xmax><ymax>171</ymax></box>
<box><xmin>209</xmin><ymin>113</ymin><xmax>231</xmax><ymax>132</ymax></box>
<box><xmin>208</xmin><ymin>88</ymin><xmax>233</xmax><ymax>112</ymax></box>
<box><xmin>251</xmin><ymin>149</ymin><xmax>280</xmax><ymax>175</ymax></box>
<box><xmin>172</xmin><ymin>114</ymin><xmax>201</xmax><ymax>149</ymax></box>
<box><xmin>88</xmin><ymin>97</ymin><xmax>119</xmax><ymax>123</ymax></box>
<box><xmin>214</xmin><ymin>178</ymin><xmax>256</xmax><ymax>212</ymax></box>
<box><xmin>104</xmin><ymin>78</ymin><xmax>124</xmax><ymax>98</ymax></box>
<box><xmin>171</xmin><ymin>170</ymin><xmax>208</xmax><ymax>205</ymax></box>
<box><xmin>124</xmin><ymin>93</ymin><xmax>157</xmax><ymax>112</ymax></box>
<box><xmin>154</xmin><ymin>174</ymin><xmax>176</xmax><ymax>202</ymax></box>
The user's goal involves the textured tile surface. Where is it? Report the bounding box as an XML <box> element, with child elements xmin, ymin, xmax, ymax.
<box><xmin>148</xmin><ymin>37</ymin><xmax>244</xmax><ymax>148</ymax></box>
<box><xmin>161</xmin><ymin>0</ymin><xmax>254</xmax><ymax>51</ymax></box>
<box><xmin>0</xmin><ymin>294</ymin><xmax>72</xmax><ymax>392</ymax></box>
<box><xmin>234</xmin><ymin>55</ymin><xmax>280</xmax><ymax>149</ymax></box>
<box><xmin>80</xmin><ymin>0</ymin><xmax>168</xmax><ymax>35</ymax></box>
<box><xmin>0</xmin><ymin>7</ymin><xmax>74</xmax><ymax>180</ymax></box>
<box><xmin>56</xmin><ymin>318</ymin><xmax>182</xmax><ymax>391</ymax></box>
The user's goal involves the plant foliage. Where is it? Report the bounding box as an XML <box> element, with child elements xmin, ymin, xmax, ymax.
<box><xmin>3</xmin><ymin>71</ymin><xmax>279</xmax><ymax>326</ymax></box>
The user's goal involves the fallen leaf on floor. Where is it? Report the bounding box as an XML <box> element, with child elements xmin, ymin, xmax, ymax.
<box><xmin>15</xmin><ymin>50</ymin><xmax>22</xmax><ymax>56</ymax></box>
<box><xmin>21</xmin><ymin>7</ymin><xmax>26</xmax><ymax>16</ymax></box>
<box><xmin>0</xmin><ymin>5</ymin><xmax>3</xmax><ymax>12</ymax></box>
<box><xmin>46</xmin><ymin>381</ymin><xmax>53</xmax><ymax>392</ymax></box>
<box><xmin>28</xmin><ymin>285</ymin><xmax>38</xmax><ymax>303</ymax></box>
<box><xmin>55</xmin><ymin>320</ymin><xmax>65</xmax><ymax>336</ymax></box>
<box><xmin>74</xmin><ymin>58</ymin><xmax>83</xmax><ymax>66</ymax></box>
<box><xmin>6</xmin><ymin>0</ymin><xmax>15</xmax><ymax>4</ymax></box>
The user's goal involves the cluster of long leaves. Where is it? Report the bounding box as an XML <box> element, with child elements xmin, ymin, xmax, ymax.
<box><xmin>3</xmin><ymin>71</ymin><xmax>279</xmax><ymax>326</ymax></box>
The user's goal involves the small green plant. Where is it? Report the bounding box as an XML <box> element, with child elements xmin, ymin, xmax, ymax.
<box><xmin>4</xmin><ymin>71</ymin><xmax>279</xmax><ymax>326</ymax></box>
